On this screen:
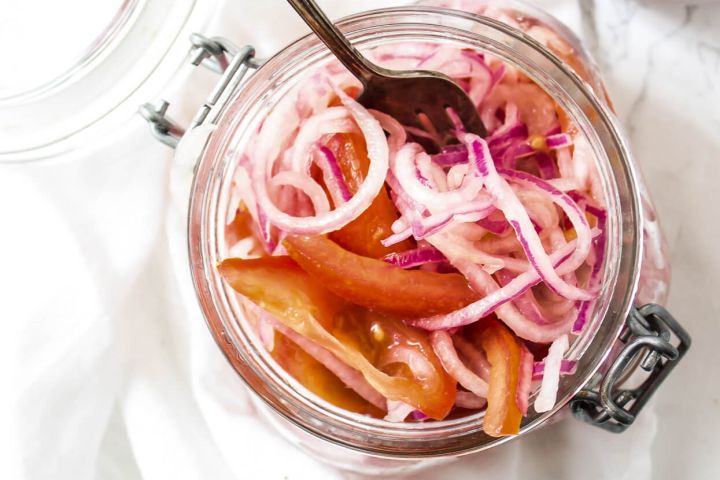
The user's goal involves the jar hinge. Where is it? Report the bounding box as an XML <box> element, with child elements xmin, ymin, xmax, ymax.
<box><xmin>139</xmin><ymin>34</ymin><xmax>262</xmax><ymax>148</ymax></box>
<box><xmin>570</xmin><ymin>304</ymin><xmax>690</xmax><ymax>433</ymax></box>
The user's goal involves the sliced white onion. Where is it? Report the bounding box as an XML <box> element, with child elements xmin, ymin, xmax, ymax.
<box><xmin>533</xmin><ymin>334</ymin><xmax>569</xmax><ymax>413</ymax></box>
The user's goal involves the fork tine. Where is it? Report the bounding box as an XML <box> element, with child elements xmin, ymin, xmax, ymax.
<box><xmin>422</xmin><ymin>103</ymin><xmax>456</xmax><ymax>143</ymax></box>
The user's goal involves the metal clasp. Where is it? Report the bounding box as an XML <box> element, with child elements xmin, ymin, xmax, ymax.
<box><xmin>139</xmin><ymin>34</ymin><xmax>261</xmax><ymax>148</ymax></box>
<box><xmin>571</xmin><ymin>304</ymin><xmax>691</xmax><ymax>432</ymax></box>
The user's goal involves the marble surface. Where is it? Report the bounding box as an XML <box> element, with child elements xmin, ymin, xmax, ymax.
<box><xmin>2</xmin><ymin>1</ymin><xmax>719</xmax><ymax>479</ymax></box>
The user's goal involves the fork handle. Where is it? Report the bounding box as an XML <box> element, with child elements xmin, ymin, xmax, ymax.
<box><xmin>286</xmin><ymin>0</ymin><xmax>377</xmax><ymax>85</ymax></box>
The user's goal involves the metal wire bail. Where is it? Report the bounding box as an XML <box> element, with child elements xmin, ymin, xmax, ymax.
<box><xmin>139</xmin><ymin>34</ymin><xmax>260</xmax><ymax>148</ymax></box>
<box><xmin>571</xmin><ymin>304</ymin><xmax>691</xmax><ymax>433</ymax></box>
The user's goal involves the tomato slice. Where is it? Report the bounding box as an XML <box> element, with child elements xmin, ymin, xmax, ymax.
<box><xmin>325</xmin><ymin>133</ymin><xmax>413</xmax><ymax>258</ymax></box>
<box><xmin>283</xmin><ymin>235</ymin><xmax>480</xmax><ymax>317</ymax></box>
<box><xmin>218</xmin><ymin>256</ymin><xmax>456</xmax><ymax>419</ymax></box>
<box><xmin>331</xmin><ymin>307</ymin><xmax>456</xmax><ymax>419</ymax></box>
<box><xmin>225</xmin><ymin>204</ymin><xmax>270</xmax><ymax>258</ymax></box>
<box><xmin>218</xmin><ymin>256</ymin><xmax>342</xmax><ymax>330</ymax></box>
<box><xmin>226</xmin><ymin>204</ymin><xmax>254</xmax><ymax>245</ymax></box>
<box><xmin>476</xmin><ymin>319</ymin><xmax>524</xmax><ymax>436</ymax></box>
<box><xmin>272</xmin><ymin>331</ymin><xmax>382</xmax><ymax>416</ymax></box>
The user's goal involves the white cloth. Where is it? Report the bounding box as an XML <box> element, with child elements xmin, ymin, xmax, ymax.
<box><xmin>3</xmin><ymin>1</ymin><xmax>719</xmax><ymax>479</ymax></box>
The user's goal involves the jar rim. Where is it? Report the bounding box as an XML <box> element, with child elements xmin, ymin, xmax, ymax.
<box><xmin>188</xmin><ymin>5</ymin><xmax>642</xmax><ymax>457</ymax></box>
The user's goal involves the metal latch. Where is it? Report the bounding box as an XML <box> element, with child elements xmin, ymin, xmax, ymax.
<box><xmin>139</xmin><ymin>34</ymin><xmax>261</xmax><ymax>148</ymax></box>
<box><xmin>570</xmin><ymin>304</ymin><xmax>691</xmax><ymax>433</ymax></box>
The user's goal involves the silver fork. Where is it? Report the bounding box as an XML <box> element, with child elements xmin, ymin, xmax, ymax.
<box><xmin>286</xmin><ymin>0</ymin><xmax>487</xmax><ymax>145</ymax></box>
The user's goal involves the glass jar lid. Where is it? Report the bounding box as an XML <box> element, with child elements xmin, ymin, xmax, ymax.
<box><xmin>0</xmin><ymin>0</ymin><xmax>219</xmax><ymax>163</ymax></box>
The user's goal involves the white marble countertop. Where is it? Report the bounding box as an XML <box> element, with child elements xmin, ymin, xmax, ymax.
<box><xmin>2</xmin><ymin>1</ymin><xmax>718</xmax><ymax>479</ymax></box>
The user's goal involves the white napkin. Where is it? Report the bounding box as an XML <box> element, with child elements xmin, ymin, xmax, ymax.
<box><xmin>136</xmin><ymin>2</ymin><xmax>658</xmax><ymax>479</ymax></box>
<box><xmin>5</xmin><ymin>1</ymin><xmax>718</xmax><ymax>479</ymax></box>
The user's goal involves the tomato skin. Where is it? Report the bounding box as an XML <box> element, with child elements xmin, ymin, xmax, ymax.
<box><xmin>325</xmin><ymin>133</ymin><xmax>413</xmax><ymax>258</ymax></box>
<box><xmin>476</xmin><ymin>319</ymin><xmax>524</xmax><ymax>436</ymax></box>
<box><xmin>218</xmin><ymin>255</ymin><xmax>456</xmax><ymax>420</ymax></box>
<box><xmin>283</xmin><ymin>235</ymin><xmax>480</xmax><ymax>317</ymax></box>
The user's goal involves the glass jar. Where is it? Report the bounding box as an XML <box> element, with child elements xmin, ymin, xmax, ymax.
<box><xmin>144</xmin><ymin>3</ymin><xmax>690</xmax><ymax>477</ymax></box>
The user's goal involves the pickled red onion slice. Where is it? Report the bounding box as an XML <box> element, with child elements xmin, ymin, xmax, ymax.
<box><xmin>516</xmin><ymin>345</ymin><xmax>534</xmax><ymax>416</ymax></box>
<box><xmin>316</xmin><ymin>145</ymin><xmax>352</xmax><ymax>204</ymax></box>
<box><xmin>251</xmin><ymin>83</ymin><xmax>389</xmax><ymax>235</ymax></box>
<box><xmin>534</xmin><ymin>334</ymin><xmax>569</xmax><ymax>412</ymax></box>
<box><xmin>222</xmin><ymin>37</ymin><xmax>607</xmax><ymax>423</ymax></box>
<box><xmin>455</xmin><ymin>391</ymin><xmax>487</xmax><ymax>410</ymax></box>
<box><xmin>464</xmin><ymin>134</ymin><xmax>594</xmax><ymax>301</ymax></box>
<box><xmin>430</xmin><ymin>330</ymin><xmax>489</xmax><ymax>398</ymax></box>
<box><xmin>383</xmin><ymin>246</ymin><xmax>447</xmax><ymax>268</ymax></box>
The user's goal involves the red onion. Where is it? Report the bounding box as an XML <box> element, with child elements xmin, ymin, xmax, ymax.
<box><xmin>316</xmin><ymin>145</ymin><xmax>352</xmax><ymax>203</ymax></box>
<box><xmin>464</xmin><ymin>134</ymin><xmax>593</xmax><ymax>301</ymax></box>
<box><xmin>502</xmin><ymin>142</ymin><xmax>536</xmax><ymax>167</ymax></box>
<box><xmin>483</xmin><ymin>101</ymin><xmax>520</xmax><ymax>137</ymax></box>
<box><xmin>369</xmin><ymin>110</ymin><xmax>407</xmax><ymax>152</ymax></box>
<box><xmin>455</xmin><ymin>391</ymin><xmax>487</xmax><ymax>410</ymax></box>
<box><xmin>532</xmin><ymin>359</ymin><xmax>577</xmax><ymax>381</ymax></box>
<box><xmin>533</xmin><ymin>334</ymin><xmax>569</xmax><ymax>412</ymax></box>
<box><xmin>426</xmin><ymin>230</ymin><xmax>526</xmax><ymax>275</ymax></box>
<box><xmin>430</xmin><ymin>331</ymin><xmax>489</xmax><ymax>398</ymax></box>
<box><xmin>383</xmin><ymin>246</ymin><xmax>447</xmax><ymax>268</ymax></box>
<box><xmin>251</xmin><ymin>83</ymin><xmax>390</xmax><ymax>235</ymax></box>
<box><xmin>290</xmin><ymin>106</ymin><xmax>355</xmax><ymax>172</ymax></box>
<box><xmin>516</xmin><ymin>344</ymin><xmax>534</xmax><ymax>415</ymax></box>
<box><xmin>257</xmin><ymin>315</ymin><xmax>275</xmax><ymax>352</ymax></box>
<box><xmin>488</xmin><ymin>123</ymin><xmax>529</xmax><ymax>150</ymax></box>
<box><xmin>572</xmin><ymin>205</ymin><xmax>607</xmax><ymax>334</ymax></box>
<box><xmin>411</xmin><ymin>410</ymin><xmax>429</xmax><ymax>421</ymax></box>
<box><xmin>223</xmin><ymin>39</ymin><xmax>611</xmax><ymax>425</ymax></box>
<box><xmin>378</xmin><ymin>345</ymin><xmax>435</xmax><ymax>380</ymax></box>
<box><xmin>392</xmin><ymin>143</ymin><xmax>483</xmax><ymax>212</ymax></box>
<box><xmin>255</xmin><ymin>203</ymin><xmax>277</xmax><ymax>254</ymax></box>
<box><xmin>409</xmin><ymin>239</ymin><xmax>580</xmax><ymax>342</ymax></box>
<box><xmin>446</xmin><ymin>106</ymin><xmax>466</xmax><ymax>132</ymax></box>
<box><xmin>545</xmin><ymin>125</ymin><xmax>561</xmax><ymax>136</ymax></box>
<box><xmin>431</xmin><ymin>149</ymin><xmax>469</xmax><ymax>167</ymax></box>
<box><xmin>385</xmin><ymin>400</ymin><xmax>416</xmax><ymax>422</ymax></box>
<box><xmin>382</xmin><ymin>196</ymin><xmax>495</xmax><ymax>248</ymax></box>
<box><xmin>534</xmin><ymin>151</ymin><xmax>558</xmax><ymax>179</ymax></box>
<box><xmin>269</xmin><ymin>171</ymin><xmax>330</xmax><ymax>215</ymax></box>
<box><xmin>545</xmin><ymin>132</ymin><xmax>573</xmax><ymax>150</ymax></box>
<box><xmin>496</xmin><ymin>269</ymin><xmax>552</xmax><ymax>325</ymax></box>
<box><xmin>452</xmin><ymin>336</ymin><xmax>491</xmax><ymax>381</ymax></box>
